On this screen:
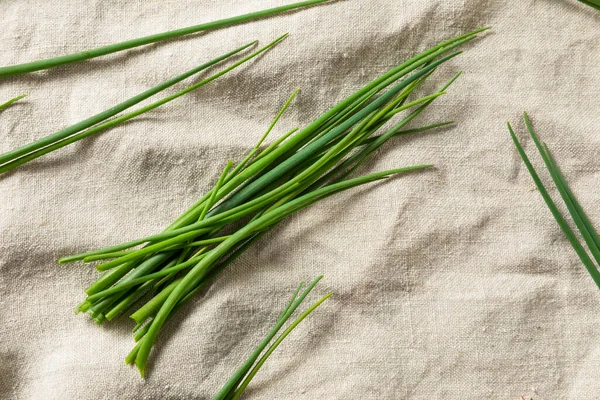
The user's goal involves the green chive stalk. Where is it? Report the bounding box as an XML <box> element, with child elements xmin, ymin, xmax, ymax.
<box><xmin>0</xmin><ymin>0</ymin><xmax>330</xmax><ymax>78</ymax></box>
<box><xmin>0</xmin><ymin>36</ymin><xmax>286</xmax><ymax>175</ymax></box>
<box><xmin>62</xmin><ymin>29</ymin><xmax>487</xmax><ymax>376</ymax></box>
<box><xmin>213</xmin><ymin>276</ymin><xmax>331</xmax><ymax>400</ymax></box>
<box><xmin>0</xmin><ymin>94</ymin><xmax>26</xmax><ymax>112</ymax></box>
<box><xmin>508</xmin><ymin>112</ymin><xmax>600</xmax><ymax>289</ymax></box>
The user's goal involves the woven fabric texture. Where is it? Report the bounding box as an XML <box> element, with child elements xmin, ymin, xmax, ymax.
<box><xmin>1</xmin><ymin>1</ymin><xmax>599</xmax><ymax>399</ymax></box>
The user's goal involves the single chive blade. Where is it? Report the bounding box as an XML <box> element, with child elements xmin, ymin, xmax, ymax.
<box><xmin>200</xmin><ymin>161</ymin><xmax>234</xmax><ymax>221</ymax></box>
<box><xmin>361</xmin><ymin>121</ymin><xmax>454</xmax><ymax>146</ymax></box>
<box><xmin>0</xmin><ymin>94</ymin><xmax>26</xmax><ymax>112</ymax></box>
<box><xmin>0</xmin><ymin>0</ymin><xmax>330</xmax><ymax>78</ymax></box>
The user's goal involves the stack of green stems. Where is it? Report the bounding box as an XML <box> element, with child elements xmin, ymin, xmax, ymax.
<box><xmin>61</xmin><ymin>28</ymin><xmax>488</xmax><ymax>376</ymax></box>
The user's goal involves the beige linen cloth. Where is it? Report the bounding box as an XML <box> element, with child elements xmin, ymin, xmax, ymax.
<box><xmin>1</xmin><ymin>1</ymin><xmax>599</xmax><ymax>399</ymax></box>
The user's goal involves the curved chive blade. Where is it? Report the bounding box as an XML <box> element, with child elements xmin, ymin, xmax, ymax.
<box><xmin>0</xmin><ymin>0</ymin><xmax>330</xmax><ymax>78</ymax></box>
<box><xmin>228</xmin><ymin>292</ymin><xmax>332</xmax><ymax>400</ymax></box>
<box><xmin>0</xmin><ymin>35</ymin><xmax>286</xmax><ymax>175</ymax></box>
<box><xmin>507</xmin><ymin>115</ymin><xmax>600</xmax><ymax>289</ymax></box>
<box><xmin>213</xmin><ymin>276</ymin><xmax>326</xmax><ymax>399</ymax></box>
<box><xmin>0</xmin><ymin>94</ymin><xmax>26</xmax><ymax>112</ymax></box>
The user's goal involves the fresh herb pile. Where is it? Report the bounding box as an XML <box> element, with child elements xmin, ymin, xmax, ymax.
<box><xmin>213</xmin><ymin>276</ymin><xmax>331</xmax><ymax>400</ymax></box>
<box><xmin>508</xmin><ymin>112</ymin><xmax>600</xmax><ymax>289</ymax></box>
<box><xmin>59</xmin><ymin>28</ymin><xmax>487</xmax><ymax>376</ymax></box>
<box><xmin>0</xmin><ymin>37</ymin><xmax>286</xmax><ymax>174</ymax></box>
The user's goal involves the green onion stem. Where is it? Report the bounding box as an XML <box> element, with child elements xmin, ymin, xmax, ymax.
<box><xmin>0</xmin><ymin>94</ymin><xmax>26</xmax><ymax>112</ymax></box>
<box><xmin>507</xmin><ymin>117</ymin><xmax>600</xmax><ymax>289</ymax></box>
<box><xmin>230</xmin><ymin>292</ymin><xmax>332</xmax><ymax>399</ymax></box>
<box><xmin>0</xmin><ymin>41</ymin><xmax>255</xmax><ymax>167</ymax></box>
<box><xmin>0</xmin><ymin>0</ymin><xmax>330</xmax><ymax>78</ymax></box>
<box><xmin>0</xmin><ymin>36</ymin><xmax>286</xmax><ymax>175</ymax></box>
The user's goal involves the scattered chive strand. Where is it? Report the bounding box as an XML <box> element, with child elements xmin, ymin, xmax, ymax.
<box><xmin>0</xmin><ymin>94</ymin><xmax>26</xmax><ymax>112</ymax></box>
<box><xmin>0</xmin><ymin>35</ymin><xmax>287</xmax><ymax>175</ymax></box>
<box><xmin>508</xmin><ymin>112</ymin><xmax>600</xmax><ymax>289</ymax></box>
<box><xmin>214</xmin><ymin>278</ymin><xmax>331</xmax><ymax>400</ymax></box>
<box><xmin>0</xmin><ymin>0</ymin><xmax>330</xmax><ymax>78</ymax></box>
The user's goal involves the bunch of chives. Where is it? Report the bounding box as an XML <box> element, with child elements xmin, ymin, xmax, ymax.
<box><xmin>0</xmin><ymin>36</ymin><xmax>287</xmax><ymax>174</ymax></box>
<box><xmin>0</xmin><ymin>0</ymin><xmax>330</xmax><ymax>78</ymax></box>
<box><xmin>508</xmin><ymin>112</ymin><xmax>600</xmax><ymax>289</ymax></box>
<box><xmin>61</xmin><ymin>28</ymin><xmax>488</xmax><ymax>376</ymax></box>
<box><xmin>213</xmin><ymin>276</ymin><xmax>331</xmax><ymax>400</ymax></box>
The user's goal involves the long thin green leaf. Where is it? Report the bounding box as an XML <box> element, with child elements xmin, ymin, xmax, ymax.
<box><xmin>0</xmin><ymin>41</ymin><xmax>254</xmax><ymax>167</ymax></box>
<box><xmin>360</xmin><ymin>121</ymin><xmax>453</xmax><ymax>146</ymax></box>
<box><xmin>0</xmin><ymin>0</ymin><xmax>330</xmax><ymax>77</ymax></box>
<box><xmin>253</xmin><ymin>128</ymin><xmax>299</xmax><ymax>162</ymax></box>
<box><xmin>0</xmin><ymin>94</ymin><xmax>26</xmax><ymax>112</ymax></box>
<box><xmin>230</xmin><ymin>292</ymin><xmax>332</xmax><ymax>399</ymax></box>
<box><xmin>227</xmin><ymin>89</ymin><xmax>300</xmax><ymax>182</ymax></box>
<box><xmin>507</xmin><ymin>120</ymin><xmax>600</xmax><ymax>289</ymax></box>
<box><xmin>0</xmin><ymin>36</ymin><xmax>286</xmax><ymax>175</ymax></box>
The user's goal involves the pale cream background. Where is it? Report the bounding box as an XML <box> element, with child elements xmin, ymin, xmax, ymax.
<box><xmin>1</xmin><ymin>1</ymin><xmax>599</xmax><ymax>399</ymax></box>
